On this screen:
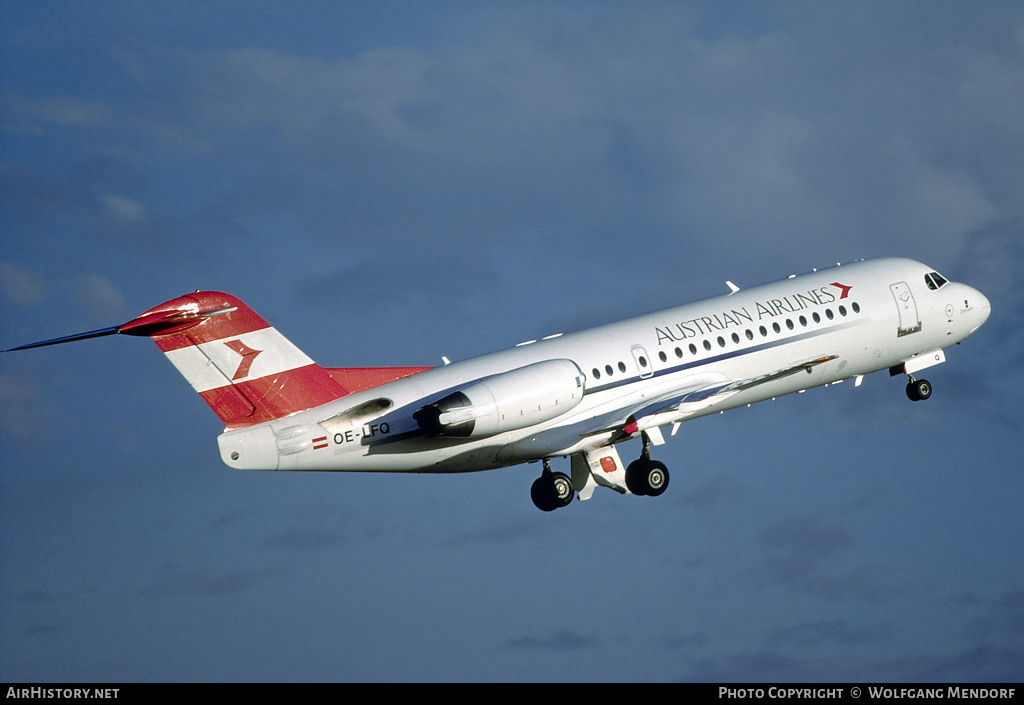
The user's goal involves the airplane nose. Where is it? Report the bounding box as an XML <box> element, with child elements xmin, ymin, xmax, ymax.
<box><xmin>969</xmin><ymin>286</ymin><xmax>991</xmax><ymax>328</ymax></box>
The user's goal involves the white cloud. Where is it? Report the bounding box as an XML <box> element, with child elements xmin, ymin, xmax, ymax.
<box><xmin>101</xmin><ymin>195</ymin><xmax>148</xmax><ymax>224</ymax></box>
<box><xmin>0</xmin><ymin>261</ymin><xmax>46</xmax><ymax>307</ymax></box>
<box><xmin>72</xmin><ymin>274</ymin><xmax>129</xmax><ymax>322</ymax></box>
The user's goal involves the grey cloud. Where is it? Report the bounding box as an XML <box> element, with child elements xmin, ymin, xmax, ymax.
<box><xmin>758</xmin><ymin>515</ymin><xmax>854</xmax><ymax>573</ymax></box>
<box><xmin>138</xmin><ymin>566</ymin><xmax>276</xmax><ymax>599</ymax></box>
<box><xmin>684</xmin><ymin>648</ymin><xmax>1004</xmax><ymax>683</ymax></box>
<box><xmin>16</xmin><ymin>4</ymin><xmax>1014</xmax><ymax>297</ymax></box>
<box><xmin>913</xmin><ymin>644</ymin><xmax>1024</xmax><ymax>683</ymax></box>
<box><xmin>294</xmin><ymin>247</ymin><xmax>500</xmax><ymax>313</ymax></box>
<box><xmin>265</xmin><ymin>527</ymin><xmax>346</xmax><ymax>551</ymax></box>
<box><xmin>504</xmin><ymin>629</ymin><xmax>600</xmax><ymax>651</ymax></box>
<box><xmin>678</xmin><ymin>476</ymin><xmax>747</xmax><ymax>509</ymax></box>
<box><xmin>754</xmin><ymin>515</ymin><xmax>884</xmax><ymax>601</ymax></box>
<box><xmin>770</xmin><ymin>619</ymin><xmax>891</xmax><ymax>649</ymax></box>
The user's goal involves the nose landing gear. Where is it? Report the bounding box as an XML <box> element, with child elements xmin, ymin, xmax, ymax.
<box><xmin>906</xmin><ymin>376</ymin><xmax>932</xmax><ymax>402</ymax></box>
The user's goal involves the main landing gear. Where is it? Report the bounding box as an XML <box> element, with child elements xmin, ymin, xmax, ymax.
<box><xmin>905</xmin><ymin>376</ymin><xmax>933</xmax><ymax>402</ymax></box>
<box><xmin>531</xmin><ymin>459</ymin><xmax>574</xmax><ymax>512</ymax></box>
<box><xmin>625</xmin><ymin>432</ymin><xmax>670</xmax><ymax>497</ymax></box>
<box><xmin>529</xmin><ymin>432</ymin><xmax>672</xmax><ymax>511</ymax></box>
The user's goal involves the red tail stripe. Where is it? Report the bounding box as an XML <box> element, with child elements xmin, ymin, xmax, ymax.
<box><xmin>326</xmin><ymin>366</ymin><xmax>433</xmax><ymax>395</ymax></box>
<box><xmin>201</xmin><ymin>364</ymin><xmax>348</xmax><ymax>429</ymax></box>
<box><xmin>130</xmin><ymin>292</ymin><xmax>272</xmax><ymax>352</ymax></box>
<box><xmin>130</xmin><ymin>291</ymin><xmax>431</xmax><ymax>428</ymax></box>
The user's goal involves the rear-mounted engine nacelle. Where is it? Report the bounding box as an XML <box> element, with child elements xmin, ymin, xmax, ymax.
<box><xmin>414</xmin><ymin>359</ymin><xmax>585</xmax><ymax>438</ymax></box>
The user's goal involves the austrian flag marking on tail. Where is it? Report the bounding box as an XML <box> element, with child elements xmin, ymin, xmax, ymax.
<box><xmin>125</xmin><ymin>292</ymin><xmax>351</xmax><ymax>428</ymax></box>
<box><xmin>163</xmin><ymin>328</ymin><xmax>315</xmax><ymax>393</ymax></box>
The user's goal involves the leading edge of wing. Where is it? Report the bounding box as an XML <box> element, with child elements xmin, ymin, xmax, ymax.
<box><xmin>631</xmin><ymin>354</ymin><xmax>840</xmax><ymax>420</ymax></box>
<box><xmin>574</xmin><ymin>354</ymin><xmax>842</xmax><ymax>446</ymax></box>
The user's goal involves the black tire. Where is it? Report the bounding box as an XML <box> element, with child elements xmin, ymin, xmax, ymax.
<box><xmin>531</xmin><ymin>476</ymin><xmax>558</xmax><ymax>511</ymax></box>
<box><xmin>531</xmin><ymin>472</ymin><xmax>573</xmax><ymax>511</ymax></box>
<box><xmin>626</xmin><ymin>459</ymin><xmax>670</xmax><ymax>497</ymax></box>
<box><xmin>625</xmin><ymin>459</ymin><xmax>649</xmax><ymax>496</ymax></box>
<box><xmin>906</xmin><ymin>379</ymin><xmax>932</xmax><ymax>402</ymax></box>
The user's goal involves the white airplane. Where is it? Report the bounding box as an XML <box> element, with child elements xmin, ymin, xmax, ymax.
<box><xmin>5</xmin><ymin>257</ymin><xmax>990</xmax><ymax>511</ymax></box>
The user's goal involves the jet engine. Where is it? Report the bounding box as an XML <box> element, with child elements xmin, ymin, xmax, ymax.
<box><xmin>414</xmin><ymin>359</ymin><xmax>584</xmax><ymax>438</ymax></box>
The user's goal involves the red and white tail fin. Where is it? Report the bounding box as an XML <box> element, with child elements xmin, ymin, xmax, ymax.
<box><xmin>6</xmin><ymin>291</ymin><xmax>430</xmax><ymax>430</ymax></box>
<box><xmin>115</xmin><ymin>292</ymin><xmax>347</xmax><ymax>428</ymax></box>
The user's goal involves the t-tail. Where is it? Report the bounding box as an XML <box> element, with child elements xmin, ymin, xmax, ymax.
<box><xmin>5</xmin><ymin>291</ymin><xmax>431</xmax><ymax>430</ymax></box>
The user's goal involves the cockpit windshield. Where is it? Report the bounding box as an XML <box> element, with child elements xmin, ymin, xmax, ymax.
<box><xmin>925</xmin><ymin>271</ymin><xmax>949</xmax><ymax>290</ymax></box>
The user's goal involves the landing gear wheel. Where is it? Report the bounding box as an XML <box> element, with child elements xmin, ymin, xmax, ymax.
<box><xmin>643</xmin><ymin>461</ymin><xmax>670</xmax><ymax>497</ymax></box>
<box><xmin>551</xmin><ymin>472</ymin><xmax>574</xmax><ymax>506</ymax></box>
<box><xmin>626</xmin><ymin>459</ymin><xmax>670</xmax><ymax>497</ymax></box>
<box><xmin>906</xmin><ymin>378</ymin><xmax>932</xmax><ymax>402</ymax></box>
<box><xmin>531</xmin><ymin>468</ymin><xmax>573</xmax><ymax>512</ymax></box>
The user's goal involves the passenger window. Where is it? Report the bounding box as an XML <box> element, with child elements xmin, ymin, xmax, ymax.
<box><xmin>852</xmin><ymin>302</ymin><xmax>860</xmax><ymax>313</ymax></box>
<box><xmin>799</xmin><ymin>316</ymin><xmax>807</xmax><ymax>327</ymax></box>
<box><xmin>826</xmin><ymin>309</ymin><xmax>834</xmax><ymax>320</ymax></box>
<box><xmin>675</xmin><ymin>347</ymin><xmax>683</xmax><ymax>358</ymax></box>
<box><xmin>772</xmin><ymin>322</ymin><xmax>781</xmax><ymax>334</ymax></box>
<box><xmin>812</xmin><ymin>312</ymin><xmax>820</xmax><ymax>324</ymax></box>
<box><xmin>746</xmin><ymin>329</ymin><xmax>754</xmax><ymax>340</ymax></box>
<box><xmin>618</xmin><ymin>361</ymin><xmax>626</xmax><ymax>373</ymax></box>
<box><xmin>839</xmin><ymin>305</ymin><xmax>847</xmax><ymax>316</ymax></box>
<box><xmin>689</xmin><ymin>343</ymin><xmax>697</xmax><ymax>355</ymax></box>
<box><xmin>703</xmin><ymin>340</ymin><xmax>712</xmax><ymax>351</ymax></box>
<box><xmin>592</xmin><ymin>368</ymin><xmax>601</xmax><ymax>379</ymax></box>
<box><xmin>659</xmin><ymin>351</ymin><xmax>667</xmax><ymax>363</ymax></box>
<box><xmin>759</xmin><ymin>326</ymin><xmax>768</xmax><ymax>337</ymax></box>
<box><xmin>786</xmin><ymin>319</ymin><xmax>794</xmax><ymax>330</ymax></box>
<box><xmin>605</xmin><ymin>365</ymin><xmax>613</xmax><ymax>376</ymax></box>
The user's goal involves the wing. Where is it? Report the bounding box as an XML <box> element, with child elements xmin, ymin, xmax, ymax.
<box><xmin>572</xmin><ymin>354</ymin><xmax>841</xmax><ymax>450</ymax></box>
<box><xmin>635</xmin><ymin>354</ymin><xmax>839</xmax><ymax>416</ymax></box>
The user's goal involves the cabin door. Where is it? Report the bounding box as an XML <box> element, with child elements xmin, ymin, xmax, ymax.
<box><xmin>890</xmin><ymin>282</ymin><xmax>922</xmax><ymax>337</ymax></box>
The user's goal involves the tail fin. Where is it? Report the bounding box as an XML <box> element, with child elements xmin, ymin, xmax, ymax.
<box><xmin>120</xmin><ymin>292</ymin><xmax>346</xmax><ymax>428</ymax></box>
<box><xmin>6</xmin><ymin>291</ymin><xmax>430</xmax><ymax>430</ymax></box>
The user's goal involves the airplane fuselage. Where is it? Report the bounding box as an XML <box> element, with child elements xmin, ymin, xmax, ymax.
<box><xmin>216</xmin><ymin>258</ymin><xmax>990</xmax><ymax>476</ymax></box>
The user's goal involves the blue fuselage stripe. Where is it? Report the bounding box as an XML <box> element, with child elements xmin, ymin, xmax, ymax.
<box><xmin>583</xmin><ymin>318</ymin><xmax>866</xmax><ymax>396</ymax></box>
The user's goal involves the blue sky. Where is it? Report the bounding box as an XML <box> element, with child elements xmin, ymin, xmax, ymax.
<box><xmin>2</xmin><ymin>1</ymin><xmax>1023</xmax><ymax>682</ymax></box>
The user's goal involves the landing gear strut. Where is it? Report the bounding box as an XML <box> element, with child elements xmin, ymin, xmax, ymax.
<box><xmin>905</xmin><ymin>376</ymin><xmax>932</xmax><ymax>402</ymax></box>
<box><xmin>530</xmin><ymin>459</ymin><xmax>574</xmax><ymax>512</ymax></box>
<box><xmin>625</xmin><ymin>432</ymin><xmax>670</xmax><ymax>497</ymax></box>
